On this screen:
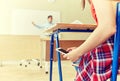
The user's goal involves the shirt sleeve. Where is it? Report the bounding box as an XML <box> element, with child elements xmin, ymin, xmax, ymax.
<box><xmin>34</xmin><ymin>24</ymin><xmax>43</xmax><ymax>29</ymax></box>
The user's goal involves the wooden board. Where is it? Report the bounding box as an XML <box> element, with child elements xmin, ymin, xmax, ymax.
<box><xmin>44</xmin><ymin>23</ymin><xmax>97</xmax><ymax>33</ymax></box>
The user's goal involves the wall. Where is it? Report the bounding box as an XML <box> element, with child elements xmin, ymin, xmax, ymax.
<box><xmin>0</xmin><ymin>0</ymin><xmax>95</xmax><ymax>60</ymax></box>
<box><xmin>0</xmin><ymin>0</ymin><xmax>95</xmax><ymax>34</ymax></box>
<box><xmin>0</xmin><ymin>35</ymin><xmax>41</xmax><ymax>60</ymax></box>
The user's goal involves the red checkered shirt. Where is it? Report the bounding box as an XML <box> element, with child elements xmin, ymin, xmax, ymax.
<box><xmin>75</xmin><ymin>36</ymin><xmax>120</xmax><ymax>81</ymax></box>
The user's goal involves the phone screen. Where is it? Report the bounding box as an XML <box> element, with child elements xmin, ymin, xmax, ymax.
<box><xmin>56</xmin><ymin>48</ymin><xmax>69</xmax><ymax>54</ymax></box>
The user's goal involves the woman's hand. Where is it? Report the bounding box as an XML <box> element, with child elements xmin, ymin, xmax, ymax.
<box><xmin>63</xmin><ymin>47</ymin><xmax>80</xmax><ymax>62</ymax></box>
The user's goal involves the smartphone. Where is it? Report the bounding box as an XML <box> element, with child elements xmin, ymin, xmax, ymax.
<box><xmin>56</xmin><ymin>48</ymin><xmax>80</xmax><ymax>71</ymax></box>
<box><xmin>56</xmin><ymin>48</ymin><xmax>69</xmax><ymax>54</ymax></box>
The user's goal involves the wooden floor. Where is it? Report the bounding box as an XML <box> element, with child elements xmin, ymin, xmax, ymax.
<box><xmin>0</xmin><ymin>61</ymin><xmax>76</xmax><ymax>81</ymax></box>
<box><xmin>0</xmin><ymin>61</ymin><xmax>120</xmax><ymax>81</ymax></box>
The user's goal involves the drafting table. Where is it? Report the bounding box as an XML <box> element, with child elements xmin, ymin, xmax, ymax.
<box><xmin>44</xmin><ymin>23</ymin><xmax>97</xmax><ymax>81</ymax></box>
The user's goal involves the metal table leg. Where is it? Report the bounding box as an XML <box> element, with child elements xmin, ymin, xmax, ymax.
<box><xmin>49</xmin><ymin>34</ymin><xmax>54</xmax><ymax>81</ymax></box>
<box><xmin>55</xmin><ymin>33</ymin><xmax>63</xmax><ymax>81</ymax></box>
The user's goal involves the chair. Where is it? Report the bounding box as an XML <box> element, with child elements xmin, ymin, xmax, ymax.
<box><xmin>19</xmin><ymin>59</ymin><xmax>42</xmax><ymax>68</ymax></box>
<box><xmin>111</xmin><ymin>2</ymin><xmax>120</xmax><ymax>81</ymax></box>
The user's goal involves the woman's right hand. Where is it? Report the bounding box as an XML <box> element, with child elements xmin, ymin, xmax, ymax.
<box><xmin>63</xmin><ymin>47</ymin><xmax>80</xmax><ymax>62</ymax></box>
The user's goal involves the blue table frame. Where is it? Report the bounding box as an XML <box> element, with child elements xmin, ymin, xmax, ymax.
<box><xmin>49</xmin><ymin>28</ymin><xmax>93</xmax><ymax>81</ymax></box>
<box><xmin>111</xmin><ymin>2</ymin><xmax>120</xmax><ymax>81</ymax></box>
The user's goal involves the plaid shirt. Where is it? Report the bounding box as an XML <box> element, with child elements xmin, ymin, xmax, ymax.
<box><xmin>74</xmin><ymin>0</ymin><xmax>120</xmax><ymax>81</ymax></box>
<box><xmin>75</xmin><ymin>36</ymin><xmax>120</xmax><ymax>81</ymax></box>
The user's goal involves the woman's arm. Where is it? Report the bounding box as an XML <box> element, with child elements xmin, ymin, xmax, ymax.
<box><xmin>64</xmin><ymin>0</ymin><xmax>116</xmax><ymax>62</ymax></box>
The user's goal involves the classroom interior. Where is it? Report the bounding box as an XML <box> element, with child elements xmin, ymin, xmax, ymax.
<box><xmin>0</xmin><ymin>0</ymin><xmax>119</xmax><ymax>81</ymax></box>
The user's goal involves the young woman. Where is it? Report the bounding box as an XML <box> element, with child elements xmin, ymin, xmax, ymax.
<box><xmin>63</xmin><ymin>0</ymin><xmax>120</xmax><ymax>81</ymax></box>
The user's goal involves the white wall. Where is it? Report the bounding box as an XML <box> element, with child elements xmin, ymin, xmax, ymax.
<box><xmin>0</xmin><ymin>0</ymin><xmax>95</xmax><ymax>34</ymax></box>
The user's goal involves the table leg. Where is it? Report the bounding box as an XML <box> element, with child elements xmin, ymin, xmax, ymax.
<box><xmin>55</xmin><ymin>33</ymin><xmax>63</xmax><ymax>81</ymax></box>
<box><xmin>49</xmin><ymin>34</ymin><xmax>54</xmax><ymax>81</ymax></box>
